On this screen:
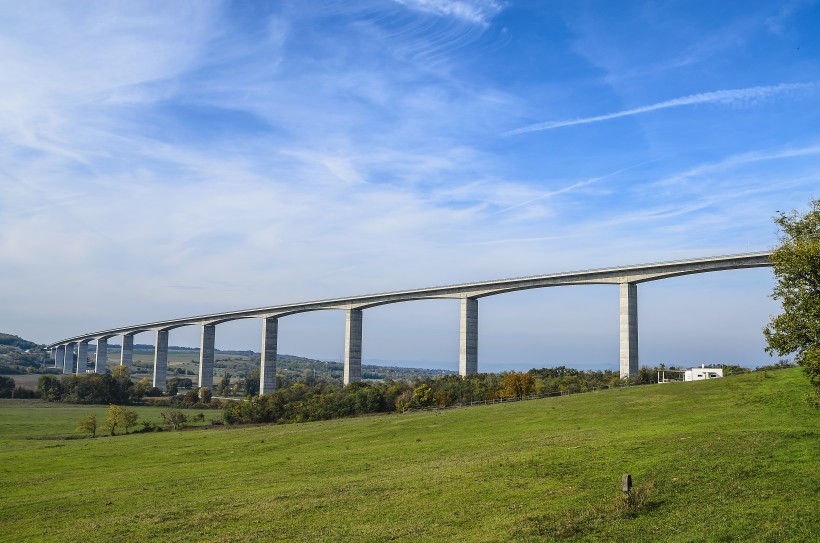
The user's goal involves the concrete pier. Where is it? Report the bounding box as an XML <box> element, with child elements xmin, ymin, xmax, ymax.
<box><xmin>63</xmin><ymin>343</ymin><xmax>75</xmax><ymax>374</ymax></box>
<box><xmin>96</xmin><ymin>338</ymin><xmax>108</xmax><ymax>374</ymax></box>
<box><xmin>199</xmin><ymin>324</ymin><xmax>215</xmax><ymax>389</ymax></box>
<box><xmin>121</xmin><ymin>334</ymin><xmax>134</xmax><ymax>369</ymax></box>
<box><xmin>459</xmin><ymin>297</ymin><xmax>478</xmax><ymax>376</ymax></box>
<box><xmin>260</xmin><ymin>317</ymin><xmax>278</xmax><ymax>395</ymax></box>
<box><xmin>619</xmin><ymin>282</ymin><xmax>638</xmax><ymax>379</ymax></box>
<box><xmin>153</xmin><ymin>330</ymin><xmax>168</xmax><ymax>390</ymax></box>
<box><xmin>54</xmin><ymin>345</ymin><xmax>65</xmax><ymax>369</ymax></box>
<box><xmin>76</xmin><ymin>340</ymin><xmax>89</xmax><ymax>374</ymax></box>
<box><xmin>344</xmin><ymin>308</ymin><xmax>362</xmax><ymax>384</ymax></box>
<box><xmin>45</xmin><ymin>253</ymin><xmax>773</xmax><ymax>381</ymax></box>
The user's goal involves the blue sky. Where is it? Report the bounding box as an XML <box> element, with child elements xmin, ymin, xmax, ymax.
<box><xmin>2</xmin><ymin>0</ymin><xmax>818</xmax><ymax>371</ymax></box>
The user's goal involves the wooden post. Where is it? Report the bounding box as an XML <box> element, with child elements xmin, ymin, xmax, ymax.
<box><xmin>622</xmin><ymin>473</ymin><xmax>632</xmax><ymax>493</ymax></box>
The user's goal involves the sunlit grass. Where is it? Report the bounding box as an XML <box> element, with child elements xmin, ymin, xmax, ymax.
<box><xmin>0</xmin><ymin>369</ymin><xmax>817</xmax><ymax>542</ymax></box>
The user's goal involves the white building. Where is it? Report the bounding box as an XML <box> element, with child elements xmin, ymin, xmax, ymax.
<box><xmin>684</xmin><ymin>364</ymin><xmax>723</xmax><ymax>381</ymax></box>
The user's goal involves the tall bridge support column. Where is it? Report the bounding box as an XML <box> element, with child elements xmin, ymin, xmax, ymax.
<box><xmin>260</xmin><ymin>317</ymin><xmax>278</xmax><ymax>395</ymax></box>
<box><xmin>459</xmin><ymin>297</ymin><xmax>478</xmax><ymax>376</ymax></box>
<box><xmin>54</xmin><ymin>345</ymin><xmax>65</xmax><ymax>369</ymax></box>
<box><xmin>63</xmin><ymin>343</ymin><xmax>75</xmax><ymax>374</ymax></box>
<box><xmin>96</xmin><ymin>338</ymin><xmax>108</xmax><ymax>374</ymax></box>
<box><xmin>344</xmin><ymin>308</ymin><xmax>362</xmax><ymax>384</ymax></box>
<box><xmin>619</xmin><ymin>282</ymin><xmax>639</xmax><ymax>379</ymax></box>
<box><xmin>199</xmin><ymin>324</ymin><xmax>215</xmax><ymax>389</ymax></box>
<box><xmin>121</xmin><ymin>334</ymin><xmax>133</xmax><ymax>369</ymax></box>
<box><xmin>153</xmin><ymin>330</ymin><xmax>169</xmax><ymax>391</ymax></box>
<box><xmin>76</xmin><ymin>340</ymin><xmax>89</xmax><ymax>374</ymax></box>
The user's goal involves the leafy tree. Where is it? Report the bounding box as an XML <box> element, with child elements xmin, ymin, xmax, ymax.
<box><xmin>0</xmin><ymin>376</ymin><xmax>15</xmax><ymax>398</ymax></box>
<box><xmin>76</xmin><ymin>413</ymin><xmax>97</xmax><ymax>437</ymax></box>
<box><xmin>244</xmin><ymin>368</ymin><xmax>260</xmax><ymax>396</ymax></box>
<box><xmin>764</xmin><ymin>199</ymin><xmax>820</xmax><ymax>397</ymax></box>
<box><xmin>501</xmin><ymin>372</ymin><xmax>535</xmax><ymax>399</ymax></box>
<box><xmin>183</xmin><ymin>389</ymin><xmax>200</xmax><ymax>405</ymax></box>
<box><xmin>395</xmin><ymin>390</ymin><xmax>413</xmax><ymax>413</ymax></box>
<box><xmin>130</xmin><ymin>377</ymin><xmax>152</xmax><ymax>401</ymax></box>
<box><xmin>166</xmin><ymin>379</ymin><xmax>179</xmax><ymax>396</ymax></box>
<box><xmin>411</xmin><ymin>383</ymin><xmax>433</xmax><ymax>407</ymax></box>
<box><xmin>122</xmin><ymin>409</ymin><xmax>138</xmax><ymax>434</ymax></box>
<box><xmin>160</xmin><ymin>410</ymin><xmax>188</xmax><ymax>430</ymax></box>
<box><xmin>216</xmin><ymin>373</ymin><xmax>231</xmax><ymax>395</ymax></box>
<box><xmin>37</xmin><ymin>375</ymin><xmax>63</xmax><ymax>401</ymax></box>
<box><xmin>111</xmin><ymin>365</ymin><xmax>129</xmax><ymax>380</ymax></box>
<box><xmin>106</xmin><ymin>404</ymin><xmax>123</xmax><ymax>435</ymax></box>
<box><xmin>198</xmin><ymin>386</ymin><xmax>212</xmax><ymax>403</ymax></box>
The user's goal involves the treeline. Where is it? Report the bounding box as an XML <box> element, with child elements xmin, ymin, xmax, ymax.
<box><xmin>35</xmin><ymin>370</ymin><xmax>221</xmax><ymax>409</ymax></box>
<box><xmin>0</xmin><ymin>333</ymin><xmax>38</xmax><ymax>350</ymax></box>
<box><xmin>222</xmin><ymin>367</ymin><xmax>626</xmax><ymax>425</ymax></box>
<box><xmin>36</xmin><ymin>367</ymin><xmax>162</xmax><ymax>404</ymax></box>
<box><xmin>0</xmin><ymin>376</ymin><xmax>38</xmax><ymax>399</ymax></box>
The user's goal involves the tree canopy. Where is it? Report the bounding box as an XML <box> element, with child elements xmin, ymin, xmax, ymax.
<box><xmin>764</xmin><ymin>199</ymin><xmax>820</xmax><ymax>394</ymax></box>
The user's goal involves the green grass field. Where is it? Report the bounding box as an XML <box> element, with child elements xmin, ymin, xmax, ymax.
<box><xmin>0</xmin><ymin>369</ymin><xmax>817</xmax><ymax>542</ymax></box>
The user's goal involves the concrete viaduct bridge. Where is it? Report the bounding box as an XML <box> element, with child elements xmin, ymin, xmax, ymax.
<box><xmin>47</xmin><ymin>252</ymin><xmax>772</xmax><ymax>393</ymax></box>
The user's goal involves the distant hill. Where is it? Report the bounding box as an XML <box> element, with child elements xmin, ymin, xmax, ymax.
<box><xmin>0</xmin><ymin>333</ymin><xmax>39</xmax><ymax>351</ymax></box>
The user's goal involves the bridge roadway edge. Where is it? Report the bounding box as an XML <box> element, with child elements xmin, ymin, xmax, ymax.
<box><xmin>46</xmin><ymin>252</ymin><xmax>773</xmax><ymax>383</ymax></box>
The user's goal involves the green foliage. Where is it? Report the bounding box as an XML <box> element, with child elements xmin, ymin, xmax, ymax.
<box><xmin>106</xmin><ymin>404</ymin><xmax>123</xmax><ymax>435</ymax></box>
<box><xmin>0</xmin><ymin>333</ymin><xmax>38</xmax><ymax>350</ymax></box>
<box><xmin>500</xmin><ymin>372</ymin><xmax>535</xmax><ymax>398</ymax></box>
<box><xmin>764</xmin><ymin>199</ymin><xmax>820</xmax><ymax>392</ymax></box>
<box><xmin>111</xmin><ymin>365</ymin><xmax>129</xmax><ymax>380</ymax></box>
<box><xmin>129</xmin><ymin>377</ymin><xmax>153</xmax><ymax>401</ymax></box>
<box><xmin>221</xmin><ymin>368</ymin><xmax>637</xmax><ymax>425</ymax></box>
<box><xmin>58</xmin><ymin>373</ymin><xmax>133</xmax><ymax>404</ymax></box>
<box><xmin>122</xmin><ymin>409</ymin><xmax>138</xmax><ymax>434</ymax></box>
<box><xmin>244</xmin><ymin>367</ymin><xmax>260</xmax><ymax>396</ymax></box>
<box><xmin>0</xmin><ymin>376</ymin><xmax>15</xmax><ymax>398</ymax></box>
<box><xmin>160</xmin><ymin>410</ymin><xmax>188</xmax><ymax>430</ymax></box>
<box><xmin>76</xmin><ymin>413</ymin><xmax>97</xmax><ymax>437</ymax></box>
<box><xmin>411</xmin><ymin>383</ymin><xmax>433</xmax><ymax>407</ymax></box>
<box><xmin>198</xmin><ymin>386</ymin><xmax>212</xmax><ymax>403</ymax></box>
<box><xmin>216</xmin><ymin>373</ymin><xmax>231</xmax><ymax>395</ymax></box>
<box><xmin>37</xmin><ymin>375</ymin><xmax>64</xmax><ymax>401</ymax></box>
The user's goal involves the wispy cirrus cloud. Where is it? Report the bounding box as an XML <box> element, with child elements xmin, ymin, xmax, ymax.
<box><xmin>505</xmin><ymin>82</ymin><xmax>819</xmax><ymax>135</ymax></box>
<box><xmin>393</xmin><ymin>0</ymin><xmax>505</xmax><ymax>26</ymax></box>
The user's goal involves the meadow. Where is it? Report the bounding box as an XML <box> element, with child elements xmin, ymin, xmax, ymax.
<box><xmin>0</xmin><ymin>369</ymin><xmax>817</xmax><ymax>542</ymax></box>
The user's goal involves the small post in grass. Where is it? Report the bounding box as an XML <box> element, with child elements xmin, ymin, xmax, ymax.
<box><xmin>622</xmin><ymin>473</ymin><xmax>632</xmax><ymax>494</ymax></box>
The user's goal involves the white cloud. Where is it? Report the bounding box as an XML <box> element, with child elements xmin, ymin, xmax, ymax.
<box><xmin>505</xmin><ymin>82</ymin><xmax>819</xmax><ymax>135</ymax></box>
<box><xmin>393</xmin><ymin>0</ymin><xmax>505</xmax><ymax>26</ymax></box>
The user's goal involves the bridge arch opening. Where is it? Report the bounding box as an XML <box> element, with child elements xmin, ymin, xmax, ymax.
<box><xmin>478</xmin><ymin>285</ymin><xmax>618</xmax><ymax>373</ymax></box>
<box><xmin>359</xmin><ymin>298</ymin><xmax>460</xmax><ymax>374</ymax></box>
<box><xmin>638</xmin><ymin>268</ymin><xmax>776</xmax><ymax>368</ymax></box>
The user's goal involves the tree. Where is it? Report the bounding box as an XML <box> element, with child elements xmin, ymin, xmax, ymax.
<box><xmin>764</xmin><ymin>199</ymin><xmax>820</xmax><ymax>399</ymax></box>
<box><xmin>76</xmin><ymin>413</ymin><xmax>98</xmax><ymax>437</ymax></box>
<box><xmin>160</xmin><ymin>410</ymin><xmax>188</xmax><ymax>430</ymax></box>
<box><xmin>0</xmin><ymin>376</ymin><xmax>15</xmax><ymax>398</ymax></box>
<box><xmin>244</xmin><ymin>368</ymin><xmax>260</xmax><ymax>396</ymax></box>
<box><xmin>501</xmin><ymin>372</ymin><xmax>535</xmax><ymax>399</ymax></box>
<box><xmin>411</xmin><ymin>383</ymin><xmax>433</xmax><ymax>407</ymax></box>
<box><xmin>37</xmin><ymin>375</ymin><xmax>63</xmax><ymax>401</ymax></box>
<box><xmin>111</xmin><ymin>365</ymin><xmax>129</xmax><ymax>380</ymax></box>
<box><xmin>395</xmin><ymin>390</ymin><xmax>413</xmax><ymax>413</ymax></box>
<box><xmin>130</xmin><ymin>377</ymin><xmax>152</xmax><ymax>401</ymax></box>
<box><xmin>198</xmin><ymin>386</ymin><xmax>212</xmax><ymax>403</ymax></box>
<box><xmin>122</xmin><ymin>409</ymin><xmax>138</xmax><ymax>434</ymax></box>
<box><xmin>216</xmin><ymin>373</ymin><xmax>231</xmax><ymax>395</ymax></box>
<box><xmin>106</xmin><ymin>404</ymin><xmax>124</xmax><ymax>435</ymax></box>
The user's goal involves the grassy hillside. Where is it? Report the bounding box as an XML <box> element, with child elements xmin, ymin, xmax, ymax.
<box><xmin>0</xmin><ymin>369</ymin><xmax>817</xmax><ymax>542</ymax></box>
